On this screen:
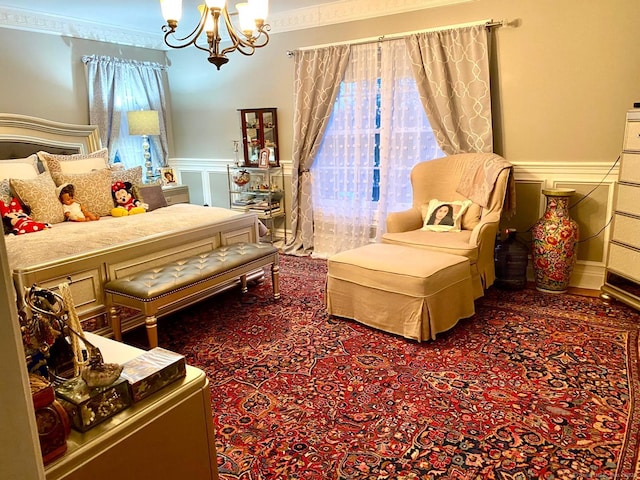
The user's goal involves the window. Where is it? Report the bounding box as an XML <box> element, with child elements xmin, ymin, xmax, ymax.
<box><xmin>311</xmin><ymin>40</ymin><xmax>442</xmax><ymax>256</ymax></box>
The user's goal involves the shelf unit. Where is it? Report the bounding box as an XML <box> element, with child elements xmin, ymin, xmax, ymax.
<box><xmin>227</xmin><ymin>164</ymin><xmax>286</xmax><ymax>244</ymax></box>
<box><xmin>601</xmin><ymin>109</ymin><xmax>640</xmax><ymax>310</ymax></box>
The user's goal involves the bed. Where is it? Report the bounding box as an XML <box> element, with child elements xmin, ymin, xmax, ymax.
<box><xmin>0</xmin><ymin>113</ymin><xmax>261</xmax><ymax>337</ymax></box>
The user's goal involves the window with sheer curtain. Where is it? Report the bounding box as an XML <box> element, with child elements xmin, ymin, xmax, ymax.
<box><xmin>82</xmin><ymin>55</ymin><xmax>168</xmax><ymax>173</ymax></box>
<box><xmin>311</xmin><ymin>40</ymin><xmax>443</xmax><ymax>257</ymax></box>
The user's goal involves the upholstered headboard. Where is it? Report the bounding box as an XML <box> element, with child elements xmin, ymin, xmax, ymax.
<box><xmin>0</xmin><ymin>114</ymin><xmax>101</xmax><ymax>166</ymax></box>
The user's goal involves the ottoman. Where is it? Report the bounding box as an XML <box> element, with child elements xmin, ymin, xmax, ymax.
<box><xmin>326</xmin><ymin>243</ymin><xmax>475</xmax><ymax>341</ymax></box>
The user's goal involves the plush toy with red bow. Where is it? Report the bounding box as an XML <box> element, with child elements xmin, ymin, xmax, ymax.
<box><xmin>1</xmin><ymin>197</ymin><xmax>51</xmax><ymax>235</ymax></box>
<box><xmin>111</xmin><ymin>181</ymin><xmax>148</xmax><ymax>217</ymax></box>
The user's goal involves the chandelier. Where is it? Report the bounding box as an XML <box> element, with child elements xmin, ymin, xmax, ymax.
<box><xmin>160</xmin><ymin>0</ymin><xmax>270</xmax><ymax>70</ymax></box>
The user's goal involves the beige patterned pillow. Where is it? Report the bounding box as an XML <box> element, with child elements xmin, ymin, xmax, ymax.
<box><xmin>0</xmin><ymin>154</ymin><xmax>40</xmax><ymax>180</ymax></box>
<box><xmin>0</xmin><ymin>179</ymin><xmax>11</xmax><ymax>204</ymax></box>
<box><xmin>38</xmin><ymin>148</ymin><xmax>110</xmax><ymax>174</ymax></box>
<box><xmin>111</xmin><ymin>166</ymin><xmax>143</xmax><ymax>186</ymax></box>
<box><xmin>52</xmin><ymin>169</ymin><xmax>114</xmax><ymax>217</ymax></box>
<box><xmin>10</xmin><ymin>173</ymin><xmax>65</xmax><ymax>224</ymax></box>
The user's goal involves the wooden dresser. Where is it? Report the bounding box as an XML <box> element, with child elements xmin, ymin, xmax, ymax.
<box><xmin>601</xmin><ymin>109</ymin><xmax>640</xmax><ymax>310</ymax></box>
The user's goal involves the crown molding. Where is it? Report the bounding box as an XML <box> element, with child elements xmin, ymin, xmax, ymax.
<box><xmin>0</xmin><ymin>7</ymin><xmax>163</xmax><ymax>49</ymax></box>
<box><xmin>0</xmin><ymin>0</ymin><xmax>472</xmax><ymax>49</ymax></box>
<box><xmin>268</xmin><ymin>0</ymin><xmax>472</xmax><ymax>34</ymax></box>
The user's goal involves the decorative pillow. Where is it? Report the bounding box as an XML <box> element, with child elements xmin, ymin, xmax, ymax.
<box><xmin>0</xmin><ymin>154</ymin><xmax>40</xmax><ymax>180</ymax></box>
<box><xmin>10</xmin><ymin>173</ymin><xmax>65</xmax><ymax>224</ymax></box>
<box><xmin>421</xmin><ymin>199</ymin><xmax>472</xmax><ymax>232</ymax></box>
<box><xmin>0</xmin><ymin>179</ymin><xmax>11</xmax><ymax>204</ymax></box>
<box><xmin>111</xmin><ymin>166</ymin><xmax>143</xmax><ymax>187</ymax></box>
<box><xmin>133</xmin><ymin>184</ymin><xmax>167</xmax><ymax>211</ymax></box>
<box><xmin>51</xmin><ymin>169</ymin><xmax>114</xmax><ymax>217</ymax></box>
<box><xmin>38</xmin><ymin>148</ymin><xmax>110</xmax><ymax>174</ymax></box>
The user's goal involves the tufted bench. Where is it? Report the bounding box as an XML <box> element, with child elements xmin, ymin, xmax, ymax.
<box><xmin>326</xmin><ymin>243</ymin><xmax>475</xmax><ymax>342</ymax></box>
<box><xmin>105</xmin><ymin>242</ymin><xmax>279</xmax><ymax>348</ymax></box>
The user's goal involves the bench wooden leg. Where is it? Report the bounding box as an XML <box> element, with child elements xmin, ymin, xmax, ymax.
<box><xmin>145</xmin><ymin>315</ymin><xmax>159</xmax><ymax>349</ymax></box>
<box><xmin>271</xmin><ymin>263</ymin><xmax>280</xmax><ymax>300</ymax></box>
<box><xmin>110</xmin><ymin>306</ymin><xmax>123</xmax><ymax>342</ymax></box>
<box><xmin>240</xmin><ymin>274</ymin><xmax>248</xmax><ymax>293</ymax></box>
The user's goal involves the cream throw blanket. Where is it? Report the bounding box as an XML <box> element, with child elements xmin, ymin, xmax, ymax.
<box><xmin>456</xmin><ymin>153</ymin><xmax>516</xmax><ymax>218</ymax></box>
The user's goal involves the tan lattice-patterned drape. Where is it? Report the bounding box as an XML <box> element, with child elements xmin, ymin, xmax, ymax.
<box><xmin>405</xmin><ymin>25</ymin><xmax>492</xmax><ymax>154</ymax></box>
<box><xmin>284</xmin><ymin>45</ymin><xmax>350</xmax><ymax>255</ymax></box>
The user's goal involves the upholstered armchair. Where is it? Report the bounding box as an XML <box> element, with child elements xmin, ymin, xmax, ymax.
<box><xmin>382</xmin><ymin>153</ymin><xmax>514</xmax><ymax>299</ymax></box>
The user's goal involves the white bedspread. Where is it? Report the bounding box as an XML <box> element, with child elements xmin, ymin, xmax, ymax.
<box><xmin>5</xmin><ymin>204</ymin><xmax>248</xmax><ymax>271</ymax></box>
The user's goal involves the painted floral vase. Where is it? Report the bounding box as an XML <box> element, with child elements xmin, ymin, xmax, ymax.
<box><xmin>531</xmin><ymin>188</ymin><xmax>579</xmax><ymax>293</ymax></box>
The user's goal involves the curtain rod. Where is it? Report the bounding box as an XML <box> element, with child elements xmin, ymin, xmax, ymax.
<box><xmin>286</xmin><ymin>19</ymin><xmax>506</xmax><ymax>56</ymax></box>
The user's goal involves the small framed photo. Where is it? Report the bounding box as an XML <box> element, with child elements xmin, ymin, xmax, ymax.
<box><xmin>160</xmin><ymin>167</ymin><xmax>177</xmax><ymax>185</ymax></box>
<box><xmin>258</xmin><ymin>148</ymin><xmax>270</xmax><ymax>169</ymax></box>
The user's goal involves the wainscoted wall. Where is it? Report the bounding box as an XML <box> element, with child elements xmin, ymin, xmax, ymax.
<box><xmin>170</xmin><ymin>158</ymin><xmax>619</xmax><ymax>291</ymax></box>
<box><xmin>169</xmin><ymin>157</ymin><xmax>293</xmax><ymax>234</ymax></box>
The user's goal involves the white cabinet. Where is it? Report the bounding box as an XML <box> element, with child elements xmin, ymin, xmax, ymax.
<box><xmin>601</xmin><ymin>109</ymin><xmax>640</xmax><ymax>310</ymax></box>
<box><xmin>162</xmin><ymin>184</ymin><xmax>190</xmax><ymax>205</ymax></box>
<box><xmin>45</xmin><ymin>334</ymin><xmax>218</xmax><ymax>480</ymax></box>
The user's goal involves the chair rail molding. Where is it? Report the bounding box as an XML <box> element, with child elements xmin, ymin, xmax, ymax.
<box><xmin>169</xmin><ymin>157</ymin><xmax>617</xmax><ymax>291</ymax></box>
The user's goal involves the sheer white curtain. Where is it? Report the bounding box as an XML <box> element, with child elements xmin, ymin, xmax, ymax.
<box><xmin>311</xmin><ymin>40</ymin><xmax>442</xmax><ymax>257</ymax></box>
<box><xmin>82</xmin><ymin>55</ymin><xmax>168</xmax><ymax>171</ymax></box>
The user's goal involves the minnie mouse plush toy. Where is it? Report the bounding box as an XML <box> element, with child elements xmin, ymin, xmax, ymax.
<box><xmin>111</xmin><ymin>181</ymin><xmax>148</xmax><ymax>216</ymax></box>
<box><xmin>1</xmin><ymin>197</ymin><xmax>51</xmax><ymax>235</ymax></box>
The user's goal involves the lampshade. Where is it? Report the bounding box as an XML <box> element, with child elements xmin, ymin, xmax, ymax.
<box><xmin>160</xmin><ymin>0</ymin><xmax>182</xmax><ymax>22</ymax></box>
<box><xmin>127</xmin><ymin>110</ymin><xmax>160</xmax><ymax>136</ymax></box>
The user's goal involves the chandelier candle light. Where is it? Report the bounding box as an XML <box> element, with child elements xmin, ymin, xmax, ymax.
<box><xmin>127</xmin><ymin>110</ymin><xmax>161</xmax><ymax>183</ymax></box>
<box><xmin>160</xmin><ymin>0</ymin><xmax>270</xmax><ymax>70</ymax></box>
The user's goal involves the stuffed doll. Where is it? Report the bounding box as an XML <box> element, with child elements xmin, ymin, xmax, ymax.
<box><xmin>56</xmin><ymin>183</ymin><xmax>100</xmax><ymax>222</ymax></box>
<box><xmin>1</xmin><ymin>197</ymin><xmax>51</xmax><ymax>235</ymax></box>
<box><xmin>111</xmin><ymin>181</ymin><xmax>148</xmax><ymax>216</ymax></box>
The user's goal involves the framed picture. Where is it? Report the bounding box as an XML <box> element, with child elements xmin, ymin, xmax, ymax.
<box><xmin>258</xmin><ymin>148</ymin><xmax>270</xmax><ymax>169</ymax></box>
<box><xmin>160</xmin><ymin>167</ymin><xmax>177</xmax><ymax>185</ymax></box>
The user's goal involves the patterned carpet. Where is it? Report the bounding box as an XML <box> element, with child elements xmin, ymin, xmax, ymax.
<box><xmin>144</xmin><ymin>254</ymin><xmax>640</xmax><ymax>479</ymax></box>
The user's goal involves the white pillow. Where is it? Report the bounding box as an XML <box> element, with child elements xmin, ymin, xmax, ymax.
<box><xmin>38</xmin><ymin>148</ymin><xmax>110</xmax><ymax>175</ymax></box>
<box><xmin>0</xmin><ymin>154</ymin><xmax>40</xmax><ymax>181</ymax></box>
<box><xmin>421</xmin><ymin>199</ymin><xmax>472</xmax><ymax>232</ymax></box>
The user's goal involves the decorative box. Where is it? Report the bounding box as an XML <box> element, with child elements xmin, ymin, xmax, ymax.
<box><xmin>30</xmin><ymin>374</ymin><xmax>70</xmax><ymax>465</ymax></box>
<box><xmin>55</xmin><ymin>376</ymin><xmax>132</xmax><ymax>432</ymax></box>
<box><xmin>120</xmin><ymin>347</ymin><xmax>187</xmax><ymax>402</ymax></box>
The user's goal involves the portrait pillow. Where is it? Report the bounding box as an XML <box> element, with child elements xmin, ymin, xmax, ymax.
<box><xmin>10</xmin><ymin>173</ymin><xmax>65</xmax><ymax>224</ymax></box>
<box><xmin>0</xmin><ymin>154</ymin><xmax>40</xmax><ymax>181</ymax></box>
<box><xmin>38</xmin><ymin>148</ymin><xmax>110</xmax><ymax>175</ymax></box>
<box><xmin>51</xmin><ymin>169</ymin><xmax>114</xmax><ymax>217</ymax></box>
<box><xmin>111</xmin><ymin>166</ymin><xmax>143</xmax><ymax>187</ymax></box>
<box><xmin>421</xmin><ymin>199</ymin><xmax>472</xmax><ymax>232</ymax></box>
<box><xmin>133</xmin><ymin>184</ymin><xmax>168</xmax><ymax>211</ymax></box>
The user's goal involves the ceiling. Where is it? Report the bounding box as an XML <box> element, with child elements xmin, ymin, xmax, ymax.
<box><xmin>0</xmin><ymin>1</ymin><xmax>337</xmax><ymax>36</ymax></box>
<box><xmin>0</xmin><ymin>0</ymin><xmax>459</xmax><ymax>48</ymax></box>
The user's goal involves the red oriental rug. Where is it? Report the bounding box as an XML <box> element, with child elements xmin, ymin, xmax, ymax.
<box><xmin>147</xmin><ymin>255</ymin><xmax>640</xmax><ymax>479</ymax></box>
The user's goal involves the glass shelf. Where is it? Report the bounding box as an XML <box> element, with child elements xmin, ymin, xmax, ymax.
<box><xmin>227</xmin><ymin>165</ymin><xmax>286</xmax><ymax>244</ymax></box>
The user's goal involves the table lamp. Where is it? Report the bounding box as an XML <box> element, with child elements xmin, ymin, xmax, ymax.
<box><xmin>127</xmin><ymin>110</ymin><xmax>160</xmax><ymax>182</ymax></box>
